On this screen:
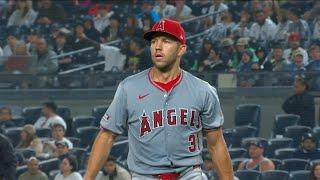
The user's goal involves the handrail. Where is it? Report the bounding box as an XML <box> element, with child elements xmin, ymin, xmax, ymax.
<box><xmin>180</xmin><ymin>9</ymin><xmax>225</xmax><ymax>24</ymax></box>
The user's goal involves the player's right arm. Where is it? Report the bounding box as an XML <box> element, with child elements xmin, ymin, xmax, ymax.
<box><xmin>84</xmin><ymin>129</ymin><xmax>116</xmax><ymax>180</ymax></box>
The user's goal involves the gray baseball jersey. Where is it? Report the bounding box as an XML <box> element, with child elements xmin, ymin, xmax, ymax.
<box><xmin>100</xmin><ymin>69</ymin><xmax>224</xmax><ymax>174</ymax></box>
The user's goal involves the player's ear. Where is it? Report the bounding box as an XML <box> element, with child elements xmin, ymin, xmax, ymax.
<box><xmin>178</xmin><ymin>44</ymin><xmax>187</xmax><ymax>57</ymax></box>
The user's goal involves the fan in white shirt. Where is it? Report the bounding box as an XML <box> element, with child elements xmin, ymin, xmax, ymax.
<box><xmin>34</xmin><ymin>102</ymin><xmax>67</xmax><ymax>130</ymax></box>
<box><xmin>153</xmin><ymin>0</ymin><xmax>176</xmax><ymax>18</ymax></box>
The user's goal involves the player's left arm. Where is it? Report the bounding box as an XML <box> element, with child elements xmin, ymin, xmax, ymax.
<box><xmin>206</xmin><ymin>129</ymin><xmax>233</xmax><ymax>180</ymax></box>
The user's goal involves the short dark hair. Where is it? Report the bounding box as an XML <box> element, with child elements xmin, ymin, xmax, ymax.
<box><xmin>64</xmin><ymin>155</ymin><xmax>78</xmax><ymax>172</ymax></box>
<box><xmin>130</xmin><ymin>37</ymin><xmax>144</xmax><ymax>49</ymax></box>
<box><xmin>107</xmin><ymin>156</ymin><xmax>117</xmax><ymax>163</ymax></box>
<box><xmin>295</xmin><ymin>75</ymin><xmax>309</xmax><ymax>90</ymax></box>
<box><xmin>43</xmin><ymin>101</ymin><xmax>57</xmax><ymax>113</ymax></box>
<box><xmin>52</xmin><ymin>123</ymin><xmax>65</xmax><ymax>131</ymax></box>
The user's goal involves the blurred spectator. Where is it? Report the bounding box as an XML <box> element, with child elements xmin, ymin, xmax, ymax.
<box><xmin>32</xmin><ymin>38</ymin><xmax>58</xmax><ymax>74</ymax></box>
<box><xmin>264</xmin><ymin>44</ymin><xmax>286</xmax><ymax>71</ymax></box>
<box><xmin>238</xmin><ymin>140</ymin><xmax>275</xmax><ymax>172</ymax></box>
<box><xmin>0</xmin><ymin>133</ymin><xmax>16</xmax><ymax>180</ymax></box>
<box><xmin>93</xmin><ymin>4</ymin><xmax>114</xmax><ymax>33</ymax></box>
<box><xmin>199</xmin><ymin>39</ymin><xmax>215</xmax><ymax>65</ymax></box>
<box><xmin>293</xmin><ymin>133</ymin><xmax>320</xmax><ymax>160</ymax></box>
<box><xmin>0</xmin><ymin>0</ymin><xmax>15</xmax><ymax>20</ymax></box>
<box><xmin>36</xmin><ymin>0</ymin><xmax>66</xmax><ymax>25</ymax></box>
<box><xmin>0</xmin><ymin>46</ymin><xmax>3</xmax><ymax>56</ymax></box>
<box><xmin>287</xmin><ymin>8</ymin><xmax>311</xmax><ymax>48</ymax></box>
<box><xmin>198</xmin><ymin>46</ymin><xmax>227</xmax><ymax>72</ymax></box>
<box><xmin>54</xmin><ymin>140</ymin><xmax>70</xmax><ymax>161</ymax></box>
<box><xmin>255</xmin><ymin>47</ymin><xmax>266</xmax><ymax>68</ymax></box>
<box><xmin>137</xmin><ymin>1</ymin><xmax>160</xmax><ymax>24</ymax></box>
<box><xmin>18</xmin><ymin>157</ymin><xmax>48</xmax><ymax>180</ymax></box>
<box><xmin>141</xmin><ymin>14</ymin><xmax>153</xmax><ymax>34</ymax></box>
<box><xmin>17</xmin><ymin>124</ymin><xmax>43</xmax><ymax>156</ymax></box>
<box><xmin>307</xmin><ymin>44</ymin><xmax>320</xmax><ymax>70</ymax></box>
<box><xmin>125</xmin><ymin>37</ymin><xmax>150</xmax><ymax>72</ymax></box>
<box><xmin>207</xmin><ymin>11</ymin><xmax>236</xmax><ymax>43</ymax></box>
<box><xmin>191</xmin><ymin>0</ymin><xmax>211</xmax><ymax>16</ymax></box>
<box><xmin>100</xmin><ymin>15</ymin><xmax>122</xmax><ymax>43</ymax></box>
<box><xmin>173</xmin><ymin>0</ymin><xmax>193</xmax><ymax>21</ymax></box>
<box><xmin>249</xmin><ymin>9</ymin><xmax>277</xmax><ymax>48</ymax></box>
<box><xmin>122</xmin><ymin>16</ymin><xmax>141</xmax><ymax>38</ymax></box>
<box><xmin>232</xmin><ymin>9</ymin><xmax>252</xmax><ymax>38</ymax></box>
<box><xmin>53</xmin><ymin>32</ymin><xmax>73</xmax><ymax>71</ymax></box>
<box><xmin>26</xmin><ymin>28</ymin><xmax>40</xmax><ymax>53</ymax></box>
<box><xmin>208</xmin><ymin>0</ymin><xmax>229</xmax><ymax>24</ymax></box>
<box><xmin>3</xmin><ymin>32</ymin><xmax>20</xmax><ymax>57</ymax></box>
<box><xmin>54</xmin><ymin>155</ymin><xmax>82</xmax><ymax>180</ymax></box>
<box><xmin>96</xmin><ymin>156</ymin><xmax>131</xmax><ymax>180</ymax></box>
<box><xmin>283</xmin><ymin>32</ymin><xmax>309</xmax><ymax>65</ymax></box>
<box><xmin>72</xmin><ymin>22</ymin><xmax>92</xmax><ymax>51</ymax></box>
<box><xmin>34</xmin><ymin>101</ymin><xmax>67</xmax><ymax>130</ymax></box>
<box><xmin>285</xmin><ymin>50</ymin><xmax>307</xmax><ymax>72</ymax></box>
<box><xmin>310</xmin><ymin>162</ymin><xmax>320</xmax><ymax>180</ymax></box>
<box><xmin>230</xmin><ymin>37</ymin><xmax>258</xmax><ymax>69</ymax></box>
<box><xmin>7</xmin><ymin>0</ymin><xmax>37</xmax><ymax>28</ymax></box>
<box><xmin>282</xmin><ymin>75</ymin><xmax>315</xmax><ymax>127</ymax></box>
<box><xmin>0</xmin><ymin>107</ymin><xmax>16</xmax><ymax>132</ymax></box>
<box><xmin>236</xmin><ymin>50</ymin><xmax>259</xmax><ymax>87</ymax></box>
<box><xmin>219</xmin><ymin>38</ymin><xmax>234</xmax><ymax>66</ymax></box>
<box><xmin>153</xmin><ymin>0</ymin><xmax>176</xmax><ymax>18</ymax></box>
<box><xmin>273</xmin><ymin>9</ymin><xmax>292</xmax><ymax>46</ymax></box>
<box><xmin>83</xmin><ymin>18</ymin><xmax>100</xmax><ymax>41</ymax></box>
<box><xmin>42</xmin><ymin>123</ymin><xmax>73</xmax><ymax>158</ymax></box>
<box><xmin>311</xmin><ymin>15</ymin><xmax>320</xmax><ymax>41</ymax></box>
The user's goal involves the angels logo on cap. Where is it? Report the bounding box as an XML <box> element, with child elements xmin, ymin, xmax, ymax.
<box><xmin>144</xmin><ymin>18</ymin><xmax>186</xmax><ymax>44</ymax></box>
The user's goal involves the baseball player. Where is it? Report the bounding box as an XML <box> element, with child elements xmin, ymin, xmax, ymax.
<box><xmin>84</xmin><ymin>18</ymin><xmax>233</xmax><ymax>180</ymax></box>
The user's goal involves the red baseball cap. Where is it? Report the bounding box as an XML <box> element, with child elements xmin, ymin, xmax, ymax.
<box><xmin>288</xmin><ymin>32</ymin><xmax>301</xmax><ymax>42</ymax></box>
<box><xmin>143</xmin><ymin>18</ymin><xmax>186</xmax><ymax>44</ymax></box>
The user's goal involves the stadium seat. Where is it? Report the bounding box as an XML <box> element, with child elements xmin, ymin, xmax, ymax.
<box><xmin>270</xmin><ymin>158</ymin><xmax>283</xmax><ymax>169</ymax></box>
<box><xmin>22</xmin><ymin>106</ymin><xmax>42</xmax><ymax>124</ymax></box>
<box><xmin>232</xmin><ymin>158</ymin><xmax>248</xmax><ymax>171</ymax></box>
<box><xmin>274</xmin><ymin>148</ymin><xmax>296</xmax><ymax>160</ymax></box>
<box><xmin>66</xmin><ymin>137</ymin><xmax>80</xmax><ymax>148</ymax></box>
<box><xmin>234</xmin><ymin>104</ymin><xmax>261</xmax><ymax>134</ymax></box>
<box><xmin>76</xmin><ymin>126</ymin><xmax>99</xmax><ymax>149</ymax></box>
<box><xmin>261</xmin><ymin>170</ymin><xmax>289</xmax><ymax>180</ymax></box>
<box><xmin>11</xmin><ymin>116</ymin><xmax>25</xmax><ymax>127</ymax></box>
<box><xmin>15</xmin><ymin>148</ymin><xmax>36</xmax><ymax>159</ymax></box>
<box><xmin>110</xmin><ymin>140</ymin><xmax>129</xmax><ymax>161</ymax></box>
<box><xmin>72</xmin><ymin>116</ymin><xmax>96</xmax><ymax>136</ymax></box>
<box><xmin>284</xmin><ymin>125</ymin><xmax>312</xmax><ymax>147</ymax></box>
<box><xmin>70</xmin><ymin>148</ymin><xmax>88</xmax><ymax>170</ymax></box>
<box><xmin>234</xmin><ymin>170</ymin><xmax>261</xmax><ymax>180</ymax></box>
<box><xmin>266</xmin><ymin>138</ymin><xmax>293</xmax><ymax>158</ymax></box>
<box><xmin>281</xmin><ymin>158</ymin><xmax>309</xmax><ymax>171</ymax></box>
<box><xmin>92</xmin><ymin>105</ymin><xmax>108</xmax><ymax>126</ymax></box>
<box><xmin>36</xmin><ymin>128</ymin><xmax>51</xmax><ymax>138</ymax></box>
<box><xmin>223</xmin><ymin>128</ymin><xmax>234</xmax><ymax>148</ymax></box>
<box><xmin>289</xmin><ymin>170</ymin><xmax>310</xmax><ymax>180</ymax></box>
<box><xmin>272</xmin><ymin>114</ymin><xmax>300</xmax><ymax>137</ymax></box>
<box><xmin>308</xmin><ymin>159</ymin><xmax>320</xmax><ymax>169</ymax></box>
<box><xmin>39</xmin><ymin>158</ymin><xmax>59</xmax><ymax>175</ymax></box>
<box><xmin>313</xmin><ymin>127</ymin><xmax>320</xmax><ymax>145</ymax></box>
<box><xmin>232</xmin><ymin>126</ymin><xmax>258</xmax><ymax>147</ymax></box>
<box><xmin>4</xmin><ymin>127</ymin><xmax>22</xmax><ymax>147</ymax></box>
<box><xmin>57</xmin><ymin>106</ymin><xmax>71</xmax><ymax>121</ymax></box>
<box><xmin>228</xmin><ymin>148</ymin><xmax>247</xmax><ymax>159</ymax></box>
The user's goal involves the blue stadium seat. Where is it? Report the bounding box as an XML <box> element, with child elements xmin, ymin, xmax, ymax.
<box><xmin>234</xmin><ymin>104</ymin><xmax>261</xmax><ymax>134</ymax></box>
<box><xmin>66</xmin><ymin>137</ymin><xmax>80</xmax><ymax>148</ymax></box>
<box><xmin>11</xmin><ymin>116</ymin><xmax>25</xmax><ymax>127</ymax></box>
<box><xmin>266</xmin><ymin>138</ymin><xmax>293</xmax><ymax>158</ymax></box>
<box><xmin>36</xmin><ymin>128</ymin><xmax>51</xmax><ymax>138</ymax></box>
<box><xmin>110</xmin><ymin>140</ymin><xmax>129</xmax><ymax>162</ymax></box>
<box><xmin>281</xmin><ymin>158</ymin><xmax>309</xmax><ymax>172</ymax></box>
<box><xmin>15</xmin><ymin>148</ymin><xmax>36</xmax><ymax>159</ymax></box>
<box><xmin>92</xmin><ymin>105</ymin><xmax>108</xmax><ymax>126</ymax></box>
<box><xmin>39</xmin><ymin>158</ymin><xmax>60</xmax><ymax>175</ymax></box>
<box><xmin>72</xmin><ymin>116</ymin><xmax>96</xmax><ymax>136</ymax></box>
<box><xmin>274</xmin><ymin>148</ymin><xmax>296</xmax><ymax>160</ymax></box>
<box><xmin>284</xmin><ymin>125</ymin><xmax>312</xmax><ymax>147</ymax></box>
<box><xmin>70</xmin><ymin>147</ymin><xmax>88</xmax><ymax>170</ymax></box>
<box><xmin>228</xmin><ymin>148</ymin><xmax>247</xmax><ymax>159</ymax></box>
<box><xmin>4</xmin><ymin>127</ymin><xmax>22</xmax><ymax>147</ymax></box>
<box><xmin>273</xmin><ymin>114</ymin><xmax>300</xmax><ymax>137</ymax></box>
<box><xmin>57</xmin><ymin>106</ymin><xmax>71</xmax><ymax>121</ymax></box>
<box><xmin>289</xmin><ymin>170</ymin><xmax>310</xmax><ymax>180</ymax></box>
<box><xmin>235</xmin><ymin>170</ymin><xmax>261</xmax><ymax>180</ymax></box>
<box><xmin>232</xmin><ymin>126</ymin><xmax>258</xmax><ymax>147</ymax></box>
<box><xmin>76</xmin><ymin>126</ymin><xmax>99</xmax><ymax>149</ymax></box>
<box><xmin>223</xmin><ymin>128</ymin><xmax>234</xmax><ymax>148</ymax></box>
<box><xmin>22</xmin><ymin>106</ymin><xmax>42</xmax><ymax>125</ymax></box>
<box><xmin>270</xmin><ymin>158</ymin><xmax>283</xmax><ymax>169</ymax></box>
<box><xmin>261</xmin><ymin>170</ymin><xmax>289</xmax><ymax>180</ymax></box>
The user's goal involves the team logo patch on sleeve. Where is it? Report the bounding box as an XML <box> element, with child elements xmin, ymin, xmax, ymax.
<box><xmin>102</xmin><ymin>114</ymin><xmax>111</xmax><ymax>121</ymax></box>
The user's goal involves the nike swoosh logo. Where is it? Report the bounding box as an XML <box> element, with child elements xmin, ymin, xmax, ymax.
<box><xmin>138</xmin><ymin>93</ymin><xmax>150</xmax><ymax>100</ymax></box>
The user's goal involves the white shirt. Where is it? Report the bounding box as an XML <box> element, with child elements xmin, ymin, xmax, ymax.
<box><xmin>93</xmin><ymin>11</ymin><xmax>114</xmax><ymax>33</ymax></box>
<box><xmin>3</xmin><ymin>45</ymin><xmax>13</xmax><ymax>57</ymax></box>
<box><xmin>283</xmin><ymin>47</ymin><xmax>309</xmax><ymax>65</ymax></box>
<box><xmin>249</xmin><ymin>19</ymin><xmax>277</xmax><ymax>42</ymax></box>
<box><xmin>34</xmin><ymin>115</ymin><xmax>67</xmax><ymax>130</ymax></box>
<box><xmin>176</xmin><ymin>5</ymin><xmax>192</xmax><ymax>19</ymax></box>
<box><xmin>153</xmin><ymin>4</ymin><xmax>176</xmax><ymax>18</ymax></box>
<box><xmin>208</xmin><ymin>3</ymin><xmax>228</xmax><ymax>24</ymax></box>
<box><xmin>54</xmin><ymin>172</ymin><xmax>83</xmax><ymax>180</ymax></box>
<box><xmin>312</xmin><ymin>19</ymin><xmax>320</xmax><ymax>40</ymax></box>
<box><xmin>99</xmin><ymin>44</ymin><xmax>126</xmax><ymax>72</ymax></box>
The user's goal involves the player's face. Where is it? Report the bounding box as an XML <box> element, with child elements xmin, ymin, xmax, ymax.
<box><xmin>150</xmin><ymin>33</ymin><xmax>186</xmax><ymax>72</ymax></box>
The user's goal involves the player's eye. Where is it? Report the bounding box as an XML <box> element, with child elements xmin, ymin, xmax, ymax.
<box><xmin>150</xmin><ymin>40</ymin><xmax>156</xmax><ymax>44</ymax></box>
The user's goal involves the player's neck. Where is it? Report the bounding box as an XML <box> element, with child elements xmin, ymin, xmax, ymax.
<box><xmin>151</xmin><ymin>66</ymin><xmax>181</xmax><ymax>83</ymax></box>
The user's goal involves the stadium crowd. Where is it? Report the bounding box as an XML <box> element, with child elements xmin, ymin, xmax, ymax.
<box><xmin>0</xmin><ymin>0</ymin><xmax>320</xmax><ymax>180</ymax></box>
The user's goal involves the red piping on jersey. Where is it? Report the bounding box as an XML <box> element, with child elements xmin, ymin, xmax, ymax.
<box><xmin>148</xmin><ymin>68</ymin><xmax>183</xmax><ymax>93</ymax></box>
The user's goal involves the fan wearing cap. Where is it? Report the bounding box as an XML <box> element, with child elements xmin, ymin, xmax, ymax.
<box><xmin>283</xmin><ymin>32</ymin><xmax>309</xmax><ymax>65</ymax></box>
<box><xmin>293</xmin><ymin>133</ymin><xmax>320</xmax><ymax>160</ymax></box>
<box><xmin>85</xmin><ymin>18</ymin><xmax>233</xmax><ymax>180</ymax></box>
<box><xmin>238</xmin><ymin>140</ymin><xmax>275</xmax><ymax>172</ymax></box>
